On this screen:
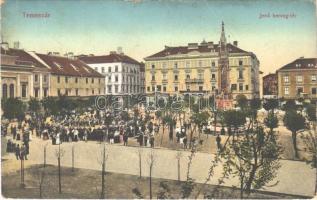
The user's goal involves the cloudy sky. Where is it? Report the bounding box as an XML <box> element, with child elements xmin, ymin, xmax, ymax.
<box><xmin>1</xmin><ymin>0</ymin><xmax>316</xmax><ymax>75</ymax></box>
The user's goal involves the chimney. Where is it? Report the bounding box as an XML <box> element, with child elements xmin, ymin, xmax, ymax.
<box><xmin>110</xmin><ymin>51</ymin><xmax>116</xmax><ymax>55</ymax></box>
<box><xmin>188</xmin><ymin>43</ymin><xmax>198</xmax><ymax>49</ymax></box>
<box><xmin>164</xmin><ymin>45</ymin><xmax>169</xmax><ymax>49</ymax></box>
<box><xmin>64</xmin><ymin>52</ymin><xmax>74</xmax><ymax>59</ymax></box>
<box><xmin>13</xmin><ymin>41</ymin><xmax>20</xmax><ymax>49</ymax></box>
<box><xmin>117</xmin><ymin>47</ymin><xmax>123</xmax><ymax>55</ymax></box>
<box><xmin>233</xmin><ymin>41</ymin><xmax>238</xmax><ymax>46</ymax></box>
<box><xmin>207</xmin><ymin>41</ymin><xmax>214</xmax><ymax>48</ymax></box>
<box><xmin>53</xmin><ymin>52</ymin><xmax>60</xmax><ymax>56</ymax></box>
<box><xmin>89</xmin><ymin>54</ymin><xmax>94</xmax><ymax>56</ymax></box>
<box><xmin>1</xmin><ymin>42</ymin><xmax>9</xmax><ymax>51</ymax></box>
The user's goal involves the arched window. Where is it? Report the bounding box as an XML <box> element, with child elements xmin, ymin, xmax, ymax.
<box><xmin>9</xmin><ymin>84</ymin><xmax>14</xmax><ymax>98</ymax></box>
<box><xmin>2</xmin><ymin>84</ymin><xmax>7</xmax><ymax>99</ymax></box>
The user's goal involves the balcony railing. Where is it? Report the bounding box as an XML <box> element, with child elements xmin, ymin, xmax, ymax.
<box><xmin>185</xmin><ymin>78</ymin><xmax>204</xmax><ymax>84</ymax></box>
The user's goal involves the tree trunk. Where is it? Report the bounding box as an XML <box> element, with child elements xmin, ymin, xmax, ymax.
<box><xmin>245</xmin><ymin>166</ymin><xmax>257</xmax><ymax>194</ymax></box>
<box><xmin>101</xmin><ymin>146</ymin><xmax>106</xmax><ymax>199</ymax></box>
<box><xmin>177</xmin><ymin>158</ymin><xmax>180</xmax><ymax>183</ymax></box>
<box><xmin>149</xmin><ymin>167</ymin><xmax>152</xmax><ymax>199</ymax></box>
<box><xmin>72</xmin><ymin>146</ymin><xmax>74</xmax><ymax>172</ymax></box>
<box><xmin>240</xmin><ymin>178</ymin><xmax>244</xmax><ymax>199</ymax></box>
<box><xmin>58</xmin><ymin>157</ymin><xmax>61</xmax><ymax>194</ymax></box>
<box><xmin>292</xmin><ymin>131</ymin><xmax>299</xmax><ymax>158</ymax></box>
<box><xmin>44</xmin><ymin>146</ymin><xmax>46</xmax><ymax>168</ymax></box>
<box><xmin>139</xmin><ymin>152</ymin><xmax>142</xmax><ymax>178</ymax></box>
<box><xmin>160</xmin><ymin>125</ymin><xmax>165</xmax><ymax>146</ymax></box>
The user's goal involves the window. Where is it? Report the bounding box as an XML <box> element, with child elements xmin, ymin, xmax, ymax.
<box><xmin>75</xmin><ymin>77</ymin><xmax>78</xmax><ymax>83</ymax></box>
<box><xmin>185</xmin><ymin>61</ymin><xmax>190</xmax><ymax>68</ymax></box>
<box><xmin>2</xmin><ymin>84</ymin><xmax>7</xmax><ymax>99</ymax></box>
<box><xmin>95</xmin><ymin>67</ymin><xmax>98</xmax><ymax>71</ymax></box>
<box><xmin>245</xmin><ymin>85</ymin><xmax>249</xmax><ymax>91</ymax></box>
<box><xmin>231</xmin><ymin>84</ymin><xmax>237</xmax><ymax>91</ymax></box>
<box><xmin>57</xmin><ymin>76</ymin><xmax>60</xmax><ymax>83</ymax></box>
<box><xmin>34</xmin><ymin>88</ymin><xmax>39</xmax><ymax>98</ymax></box>
<box><xmin>239</xmin><ymin>60</ymin><xmax>243</xmax><ymax>66</ymax></box>
<box><xmin>108</xmin><ymin>76</ymin><xmax>111</xmax><ymax>82</ymax></box>
<box><xmin>65</xmin><ymin>89</ymin><xmax>68</xmax><ymax>96</ymax></box>
<box><xmin>297</xmin><ymin>87</ymin><xmax>303</xmax><ymax>95</ymax></box>
<box><xmin>57</xmin><ymin>89</ymin><xmax>61</xmax><ymax>96</ymax></box>
<box><xmin>99</xmin><ymin>89</ymin><xmax>101</xmax><ymax>94</ymax></box>
<box><xmin>101</xmin><ymin>67</ymin><xmax>105</xmax><ymax>73</ymax></box>
<box><xmin>147</xmin><ymin>86</ymin><xmax>150</xmax><ymax>92</ymax></box>
<box><xmin>35</xmin><ymin>74</ymin><xmax>38</xmax><ymax>82</ymax></box>
<box><xmin>163</xmin><ymin>62</ymin><xmax>167</xmax><ymax>68</ymax></box>
<box><xmin>212</xmin><ymin>61</ymin><xmax>215</xmax><ymax>67</ymax></box>
<box><xmin>163</xmin><ymin>86</ymin><xmax>167</xmax><ymax>92</ymax></box>
<box><xmin>152</xmin><ymin>75</ymin><xmax>155</xmax><ymax>81</ymax></box>
<box><xmin>43</xmin><ymin>88</ymin><xmax>48</xmax><ymax>97</ymax></box>
<box><xmin>115</xmin><ymin>65</ymin><xmax>118</xmax><ymax>72</ymax></box>
<box><xmin>99</xmin><ymin>78</ymin><xmax>101</xmax><ymax>83</ymax></box>
<box><xmin>174</xmin><ymin>75</ymin><xmax>178</xmax><ymax>81</ymax></box>
<box><xmin>22</xmin><ymin>84</ymin><xmax>27</xmax><ymax>98</ymax></box>
<box><xmin>198</xmin><ymin>73</ymin><xmax>203</xmax><ymax>80</ymax></box>
<box><xmin>108</xmin><ymin>67</ymin><xmax>111</xmax><ymax>72</ymax></box>
<box><xmin>284</xmin><ymin>87</ymin><xmax>289</xmax><ymax>95</ymax></box>
<box><xmin>163</xmin><ymin>73</ymin><xmax>167</xmax><ymax>80</ymax></box>
<box><xmin>312</xmin><ymin>88</ymin><xmax>316</xmax><ymax>95</ymax></box>
<box><xmin>92</xmin><ymin>89</ymin><xmax>94</xmax><ymax>95</ymax></box>
<box><xmin>186</xmin><ymin>85</ymin><xmax>190</xmax><ymax>92</ymax></box>
<box><xmin>212</xmin><ymin>74</ymin><xmax>215</xmax><ymax>79</ymax></box>
<box><xmin>198</xmin><ymin>61</ymin><xmax>202</xmax><ymax>67</ymax></box>
<box><xmin>186</xmin><ymin>74</ymin><xmax>190</xmax><ymax>79</ymax></box>
<box><xmin>43</xmin><ymin>75</ymin><xmax>47</xmax><ymax>83</ymax></box>
<box><xmin>65</xmin><ymin>77</ymin><xmax>68</xmax><ymax>83</ymax></box>
<box><xmin>239</xmin><ymin>83</ymin><xmax>243</xmax><ymax>91</ymax></box>
<box><xmin>174</xmin><ymin>62</ymin><xmax>178</xmax><ymax>69</ymax></box>
<box><xmin>311</xmin><ymin>75</ymin><xmax>316</xmax><ymax>82</ymax></box>
<box><xmin>86</xmin><ymin>78</ymin><xmax>88</xmax><ymax>84</ymax></box>
<box><xmin>284</xmin><ymin>76</ymin><xmax>289</xmax><ymax>83</ymax></box>
<box><xmin>151</xmin><ymin>64</ymin><xmax>155</xmax><ymax>69</ymax></box>
<box><xmin>152</xmin><ymin>86</ymin><xmax>155</xmax><ymax>92</ymax></box>
<box><xmin>296</xmin><ymin>75</ymin><xmax>302</xmax><ymax>83</ymax></box>
<box><xmin>238</xmin><ymin>69</ymin><xmax>243</xmax><ymax>79</ymax></box>
<box><xmin>9</xmin><ymin>84</ymin><xmax>14</xmax><ymax>98</ymax></box>
<box><xmin>199</xmin><ymin>86</ymin><xmax>203</xmax><ymax>91</ymax></box>
<box><xmin>108</xmin><ymin>85</ymin><xmax>112</xmax><ymax>93</ymax></box>
<box><xmin>115</xmin><ymin>76</ymin><xmax>118</xmax><ymax>82</ymax></box>
<box><xmin>174</xmin><ymin>86</ymin><xmax>178</xmax><ymax>92</ymax></box>
<box><xmin>157</xmin><ymin>85</ymin><xmax>161</xmax><ymax>92</ymax></box>
<box><xmin>122</xmin><ymin>76</ymin><xmax>125</xmax><ymax>82</ymax></box>
<box><xmin>92</xmin><ymin>78</ymin><xmax>94</xmax><ymax>83</ymax></box>
<box><xmin>76</xmin><ymin>89</ymin><xmax>79</xmax><ymax>96</ymax></box>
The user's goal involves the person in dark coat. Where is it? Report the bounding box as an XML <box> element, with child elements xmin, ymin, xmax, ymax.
<box><xmin>216</xmin><ymin>134</ymin><xmax>222</xmax><ymax>151</ymax></box>
<box><xmin>123</xmin><ymin>133</ymin><xmax>128</xmax><ymax>146</ymax></box>
<box><xmin>15</xmin><ymin>144</ymin><xmax>20</xmax><ymax>160</ymax></box>
<box><xmin>183</xmin><ymin>136</ymin><xmax>188</xmax><ymax>149</ymax></box>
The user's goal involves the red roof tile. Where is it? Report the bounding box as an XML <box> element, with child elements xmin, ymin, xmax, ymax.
<box><xmin>1</xmin><ymin>48</ymin><xmax>46</xmax><ymax>68</ymax></box>
<box><xmin>78</xmin><ymin>53</ymin><xmax>140</xmax><ymax>65</ymax></box>
<box><xmin>145</xmin><ymin>43</ymin><xmax>248</xmax><ymax>59</ymax></box>
<box><xmin>36</xmin><ymin>53</ymin><xmax>104</xmax><ymax>77</ymax></box>
<box><xmin>278</xmin><ymin>58</ymin><xmax>317</xmax><ymax>71</ymax></box>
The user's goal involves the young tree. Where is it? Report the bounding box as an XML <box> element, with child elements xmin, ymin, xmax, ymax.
<box><xmin>138</xmin><ymin>147</ymin><xmax>143</xmax><ymax>178</ymax></box>
<box><xmin>305</xmin><ymin>103</ymin><xmax>316</xmax><ymax>122</ymax></box>
<box><xmin>264</xmin><ymin>111</ymin><xmax>278</xmax><ymax>134</ymax></box>
<box><xmin>96</xmin><ymin>143</ymin><xmax>108</xmax><ymax>199</ymax></box>
<box><xmin>283</xmin><ymin>110</ymin><xmax>306</xmax><ymax>158</ymax></box>
<box><xmin>29</xmin><ymin>97</ymin><xmax>41</xmax><ymax>114</ymax></box>
<box><xmin>301</xmin><ymin>130</ymin><xmax>317</xmax><ymax>168</ymax></box>
<box><xmin>221</xmin><ymin>127</ymin><xmax>282</xmax><ymax>198</ymax></box>
<box><xmin>1</xmin><ymin>98</ymin><xmax>26</xmax><ymax>120</ymax></box>
<box><xmin>263</xmin><ymin>99</ymin><xmax>279</xmax><ymax>112</ymax></box>
<box><xmin>147</xmin><ymin>150</ymin><xmax>156</xmax><ymax>199</ymax></box>
<box><xmin>176</xmin><ymin>151</ymin><xmax>182</xmax><ymax>183</ymax></box>
<box><xmin>236</xmin><ymin>94</ymin><xmax>248</xmax><ymax>110</ymax></box>
<box><xmin>41</xmin><ymin>96</ymin><xmax>59</xmax><ymax>115</ymax></box>
<box><xmin>54</xmin><ymin>144</ymin><xmax>65</xmax><ymax>194</ymax></box>
<box><xmin>222</xmin><ymin>110</ymin><xmax>246</xmax><ymax>147</ymax></box>
<box><xmin>181</xmin><ymin>148</ymin><xmax>196</xmax><ymax>198</ymax></box>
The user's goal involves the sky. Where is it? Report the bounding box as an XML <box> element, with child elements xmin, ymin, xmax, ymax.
<box><xmin>1</xmin><ymin>0</ymin><xmax>316</xmax><ymax>75</ymax></box>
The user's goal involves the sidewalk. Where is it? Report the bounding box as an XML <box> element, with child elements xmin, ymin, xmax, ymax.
<box><xmin>2</xmin><ymin>137</ymin><xmax>316</xmax><ymax>197</ymax></box>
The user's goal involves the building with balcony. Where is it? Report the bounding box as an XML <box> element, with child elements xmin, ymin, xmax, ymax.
<box><xmin>78</xmin><ymin>51</ymin><xmax>143</xmax><ymax>96</ymax></box>
<box><xmin>1</xmin><ymin>45</ymin><xmax>50</xmax><ymax>100</ymax></box>
<box><xmin>144</xmin><ymin>22</ymin><xmax>260</xmax><ymax>99</ymax></box>
<box><xmin>277</xmin><ymin>57</ymin><xmax>317</xmax><ymax>100</ymax></box>
<box><xmin>263</xmin><ymin>73</ymin><xmax>278</xmax><ymax>98</ymax></box>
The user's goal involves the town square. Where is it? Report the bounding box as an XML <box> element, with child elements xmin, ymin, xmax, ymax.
<box><xmin>0</xmin><ymin>0</ymin><xmax>316</xmax><ymax>199</ymax></box>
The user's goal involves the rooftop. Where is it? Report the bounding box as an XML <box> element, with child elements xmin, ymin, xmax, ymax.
<box><xmin>277</xmin><ymin>57</ymin><xmax>317</xmax><ymax>71</ymax></box>
<box><xmin>78</xmin><ymin>53</ymin><xmax>140</xmax><ymax>65</ymax></box>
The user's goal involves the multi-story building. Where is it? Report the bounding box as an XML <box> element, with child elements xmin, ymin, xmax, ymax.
<box><xmin>263</xmin><ymin>73</ymin><xmax>278</xmax><ymax>98</ymax></box>
<box><xmin>144</xmin><ymin>22</ymin><xmax>260</xmax><ymax>99</ymax></box>
<box><xmin>78</xmin><ymin>51</ymin><xmax>143</xmax><ymax>96</ymax></box>
<box><xmin>32</xmin><ymin>52</ymin><xmax>105</xmax><ymax>97</ymax></box>
<box><xmin>1</xmin><ymin>45</ymin><xmax>50</xmax><ymax>100</ymax></box>
<box><xmin>277</xmin><ymin>57</ymin><xmax>317</xmax><ymax>100</ymax></box>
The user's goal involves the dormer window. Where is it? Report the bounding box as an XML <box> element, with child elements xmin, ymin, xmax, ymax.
<box><xmin>54</xmin><ymin>62</ymin><xmax>63</xmax><ymax>70</ymax></box>
<box><xmin>70</xmin><ymin>63</ymin><xmax>79</xmax><ymax>71</ymax></box>
<box><xmin>295</xmin><ymin>63</ymin><xmax>301</xmax><ymax>67</ymax></box>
